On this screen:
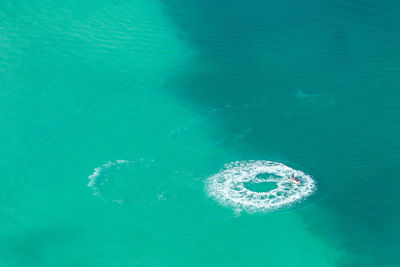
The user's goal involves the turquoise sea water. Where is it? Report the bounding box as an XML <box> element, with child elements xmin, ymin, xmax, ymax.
<box><xmin>1</xmin><ymin>0</ymin><xmax>399</xmax><ymax>266</ymax></box>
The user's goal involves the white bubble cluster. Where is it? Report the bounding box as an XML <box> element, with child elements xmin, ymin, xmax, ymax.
<box><xmin>207</xmin><ymin>161</ymin><xmax>316</xmax><ymax>213</ymax></box>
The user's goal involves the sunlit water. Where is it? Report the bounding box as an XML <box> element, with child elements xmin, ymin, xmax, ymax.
<box><xmin>1</xmin><ymin>0</ymin><xmax>399</xmax><ymax>266</ymax></box>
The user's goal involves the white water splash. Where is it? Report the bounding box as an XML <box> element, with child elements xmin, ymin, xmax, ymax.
<box><xmin>207</xmin><ymin>161</ymin><xmax>316</xmax><ymax>213</ymax></box>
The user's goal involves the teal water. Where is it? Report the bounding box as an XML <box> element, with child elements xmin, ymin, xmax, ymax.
<box><xmin>1</xmin><ymin>0</ymin><xmax>399</xmax><ymax>266</ymax></box>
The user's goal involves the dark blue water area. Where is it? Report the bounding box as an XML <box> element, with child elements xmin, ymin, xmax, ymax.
<box><xmin>162</xmin><ymin>0</ymin><xmax>400</xmax><ymax>265</ymax></box>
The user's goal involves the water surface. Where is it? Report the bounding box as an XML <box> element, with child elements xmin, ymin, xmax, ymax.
<box><xmin>1</xmin><ymin>0</ymin><xmax>399</xmax><ymax>266</ymax></box>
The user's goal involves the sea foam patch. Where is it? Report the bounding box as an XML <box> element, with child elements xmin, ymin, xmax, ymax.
<box><xmin>88</xmin><ymin>159</ymin><xmax>161</xmax><ymax>204</ymax></box>
<box><xmin>88</xmin><ymin>160</ymin><xmax>131</xmax><ymax>203</ymax></box>
<box><xmin>207</xmin><ymin>161</ymin><xmax>316</xmax><ymax>213</ymax></box>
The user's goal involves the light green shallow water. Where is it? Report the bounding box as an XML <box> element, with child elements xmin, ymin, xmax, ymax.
<box><xmin>1</xmin><ymin>0</ymin><xmax>399</xmax><ymax>266</ymax></box>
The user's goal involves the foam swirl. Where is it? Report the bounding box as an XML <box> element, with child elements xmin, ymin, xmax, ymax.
<box><xmin>88</xmin><ymin>159</ymin><xmax>164</xmax><ymax>204</ymax></box>
<box><xmin>88</xmin><ymin>160</ymin><xmax>130</xmax><ymax>203</ymax></box>
<box><xmin>207</xmin><ymin>161</ymin><xmax>316</xmax><ymax>213</ymax></box>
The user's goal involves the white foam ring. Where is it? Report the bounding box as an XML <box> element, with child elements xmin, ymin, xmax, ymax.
<box><xmin>88</xmin><ymin>160</ymin><xmax>130</xmax><ymax>201</ymax></box>
<box><xmin>207</xmin><ymin>161</ymin><xmax>316</xmax><ymax>213</ymax></box>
